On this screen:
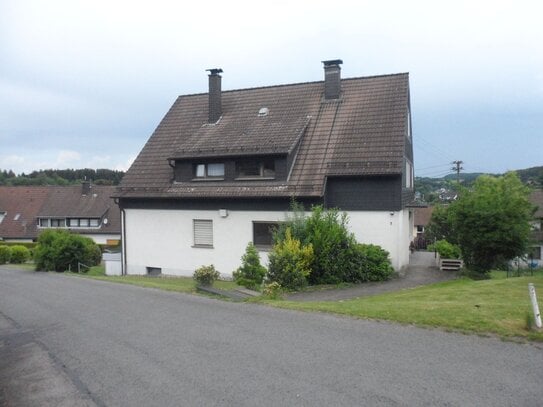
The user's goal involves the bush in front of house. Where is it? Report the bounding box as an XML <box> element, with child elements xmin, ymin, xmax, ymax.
<box><xmin>9</xmin><ymin>245</ymin><xmax>31</xmax><ymax>264</ymax></box>
<box><xmin>345</xmin><ymin>244</ymin><xmax>395</xmax><ymax>282</ymax></box>
<box><xmin>274</xmin><ymin>204</ymin><xmax>394</xmax><ymax>285</ymax></box>
<box><xmin>34</xmin><ymin>229</ymin><xmax>102</xmax><ymax>272</ymax></box>
<box><xmin>427</xmin><ymin>239</ymin><xmax>461</xmax><ymax>259</ymax></box>
<box><xmin>233</xmin><ymin>242</ymin><xmax>266</xmax><ymax>290</ymax></box>
<box><xmin>0</xmin><ymin>246</ymin><xmax>11</xmax><ymax>264</ymax></box>
<box><xmin>193</xmin><ymin>264</ymin><xmax>220</xmax><ymax>286</ymax></box>
<box><xmin>267</xmin><ymin>228</ymin><xmax>314</xmax><ymax>290</ymax></box>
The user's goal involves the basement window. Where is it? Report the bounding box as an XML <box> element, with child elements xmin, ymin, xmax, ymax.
<box><xmin>146</xmin><ymin>267</ymin><xmax>162</xmax><ymax>276</ymax></box>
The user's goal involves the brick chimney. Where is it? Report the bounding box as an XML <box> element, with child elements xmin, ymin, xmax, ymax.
<box><xmin>81</xmin><ymin>180</ymin><xmax>91</xmax><ymax>195</ymax></box>
<box><xmin>322</xmin><ymin>59</ymin><xmax>343</xmax><ymax>100</ymax></box>
<box><xmin>207</xmin><ymin>68</ymin><xmax>223</xmax><ymax>123</ymax></box>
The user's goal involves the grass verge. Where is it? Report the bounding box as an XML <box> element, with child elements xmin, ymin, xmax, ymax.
<box><xmin>260</xmin><ymin>271</ymin><xmax>543</xmax><ymax>342</ymax></box>
<box><xmin>72</xmin><ymin>268</ymin><xmax>240</xmax><ymax>294</ymax></box>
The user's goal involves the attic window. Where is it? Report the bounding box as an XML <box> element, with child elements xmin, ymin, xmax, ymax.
<box><xmin>194</xmin><ymin>163</ymin><xmax>225</xmax><ymax>180</ymax></box>
<box><xmin>258</xmin><ymin>107</ymin><xmax>269</xmax><ymax>117</ymax></box>
<box><xmin>236</xmin><ymin>159</ymin><xmax>275</xmax><ymax>179</ymax></box>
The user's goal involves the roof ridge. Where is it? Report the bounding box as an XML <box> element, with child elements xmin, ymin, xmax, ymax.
<box><xmin>177</xmin><ymin>72</ymin><xmax>410</xmax><ymax>99</ymax></box>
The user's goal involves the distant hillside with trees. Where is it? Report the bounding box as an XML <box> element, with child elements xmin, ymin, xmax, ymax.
<box><xmin>0</xmin><ymin>168</ymin><xmax>125</xmax><ymax>186</ymax></box>
<box><xmin>415</xmin><ymin>165</ymin><xmax>542</xmax><ymax>203</ymax></box>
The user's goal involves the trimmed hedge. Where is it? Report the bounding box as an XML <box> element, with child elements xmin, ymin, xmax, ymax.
<box><xmin>0</xmin><ymin>246</ymin><xmax>11</xmax><ymax>264</ymax></box>
<box><xmin>9</xmin><ymin>245</ymin><xmax>31</xmax><ymax>263</ymax></box>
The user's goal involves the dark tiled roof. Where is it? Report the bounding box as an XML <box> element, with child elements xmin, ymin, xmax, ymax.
<box><xmin>38</xmin><ymin>185</ymin><xmax>121</xmax><ymax>234</ymax></box>
<box><xmin>0</xmin><ymin>185</ymin><xmax>120</xmax><ymax>240</ymax></box>
<box><xmin>0</xmin><ymin>187</ymin><xmax>49</xmax><ymax>239</ymax></box>
<box><xmin>414</xmin><ymin>206</ymin><xmax>434</xmax><ymax>226</ymax></box>
<box><xmin>118</xmin><ymin>73</ymin><xmax>410</xmax><ymax>198</ymax></box>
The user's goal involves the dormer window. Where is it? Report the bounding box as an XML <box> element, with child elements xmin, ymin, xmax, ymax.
<box><xmin>194</xmin><ymin>163</ymin><xmax>225</xmax><ymax>179</ymax></box>
<box><xmin>236</xmin><ymin>159</ymin><xmax>275</xmax><ymax>179</ymax></box>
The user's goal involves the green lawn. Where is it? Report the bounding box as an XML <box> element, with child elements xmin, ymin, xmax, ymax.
<box><xmin>262</xmin><ymin>271</ymin><xmax>543</xmax><ymax>341</ymax></box>
<box><xmin>72</xmin><ymin>266</ymin><xmax>240</xmax><ymax>294</ymax></box>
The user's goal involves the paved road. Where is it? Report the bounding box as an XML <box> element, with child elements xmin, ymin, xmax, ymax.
<box><xmin>1</xmin><ymin>267</ymin><xmax>542</xmax><ymax>407</ymax></box>
<box><xmin>287</xmin><ymin>251</ymin><xmax>458</xmax><ymax>301</ymax></box>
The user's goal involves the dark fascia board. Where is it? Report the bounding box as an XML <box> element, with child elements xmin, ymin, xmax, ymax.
<box><xmin>168</xmin><ymin>151</ymin><xmax>288</xmax><ymax>162</ymax></box>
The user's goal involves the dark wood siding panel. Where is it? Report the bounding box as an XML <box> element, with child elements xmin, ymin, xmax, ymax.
<box><xmin>274</xmin><ymin>156</ymin><xmax>288</xmax><ymax>181</ymax></box>
<box><xmin>325</xmin><ymin>176</ymin><xmax>402</xmax><ymax>211</ymax></box>
<box><xmin>174</xmin><ymin>161</ymin><xmax>193</xmax><ymax>182</ymax></box>
<box><xmin>119</xmin><ymin>197</ymin><xmax>322</xmax><ymax>211</ymax></box>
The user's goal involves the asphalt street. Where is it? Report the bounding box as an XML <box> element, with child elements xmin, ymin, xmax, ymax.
<box><xmin>1</xmin><ymin>267</ymin><xmax>542</xmax><ymax>406</ymax></box>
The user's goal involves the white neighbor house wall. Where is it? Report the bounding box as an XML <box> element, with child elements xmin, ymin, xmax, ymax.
<box><xmin>123</xmin><ymin>208</ymin><xmax>412</xmax><ymax>277</ymax></box>
<box><xmin>79</xmin><ymin>233</ymin><xmax>121</xmax><ymax>245</ymax></box>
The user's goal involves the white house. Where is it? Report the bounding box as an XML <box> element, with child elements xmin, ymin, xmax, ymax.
<box><xmin>115</xmin><ymin>60</ymin><xmax>415</xmax><ymax>277</ymax></box>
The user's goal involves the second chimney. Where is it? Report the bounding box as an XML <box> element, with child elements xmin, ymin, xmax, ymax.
<box><xmin>322</xmin><ymin>59</ymin><xmax>343</xmax><ymax>100</ymax></box>
<box><xmin>81</xmin><ymin>180</ymin><xmax>91</xmax><ymax>195</ymax></box>
<box><xmin>207</xmin><ymin>68</ymin><xmax>223</xmax><ymax>123</ymax></box>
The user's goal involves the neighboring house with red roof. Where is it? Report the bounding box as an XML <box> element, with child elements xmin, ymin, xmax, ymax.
<box><xmin>115</xmin><ymin>60</ymin><xmax>415</xmax><ymax>277</ymax></box>
<box><xmin>0</xmin><ymin>187</ymin><xmax>50</xmax><ymax>242</ymax></box>
<box><xmin>0</xmin><ymin>183</ymin><xmax>120</xmax><ymax>244</ymax></box>
<box><xmin>413</xmin><ymin>206</ymin><xmax>433</xmax><ymax>238</ymax></box>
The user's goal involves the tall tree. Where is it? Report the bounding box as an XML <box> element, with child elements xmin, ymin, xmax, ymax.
<box><xmin>449</xmin><ymin>172</ymin><xmax>534</xmax><ymax>274</ymax></box>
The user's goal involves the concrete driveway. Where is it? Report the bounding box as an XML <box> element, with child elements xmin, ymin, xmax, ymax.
<box><xmin>286</xmin><ymin>251</ymin><xmax>457</xmax><ymax>301</ymax></box>
<box><xmin>1</xmin><ymin>267</ymin><xmax>542</xmax><ymax>406</ymax></box>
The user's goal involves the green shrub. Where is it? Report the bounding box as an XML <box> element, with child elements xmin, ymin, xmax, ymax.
<box><xmin>233</xmin><ymin>243</ymin><xmax>266</xmax><ymax>289</ymax></box>
<box><xmin>267</xmin><ymin>228</ymin><xmax>313</xmax><ymax>290</ymax></box>
<box><xmin>262</xmin><ymin>282</ymin><xmax>282</xmax><ymax>299</ymax></box>
<box><xmin>274</xmin><ymin>204</ymin><xmax>393</xmax><ymax>285</ymax></box>
<box><xmin>428</xmin><ymin>239</ymin><xmax>461</xmax><ymax>259</ymax></box>
<box><xmin>357</xmin><ymin>244</ymin><xmax>394</xmax><ymax>281</ymax></box>
<box><xmin>0</xmin><ymin>246</ymin><xmax>11</xmax><ymax>264</ymax></box>
<box><xmin>193</xmin><ymin>264</ymin><xmax>220</xmax><ymax>286</ymax></box>
<box><xmin>34</xmin><ymin>230</ymin><xmax>102</xmax><ymax>272</ymax></box>
<box><xmin>9</xmin><ymin>245</ymin><xmax>30</xmax><ymax>264</ymax></box>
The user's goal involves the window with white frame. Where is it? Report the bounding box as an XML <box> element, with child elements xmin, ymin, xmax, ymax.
<box><xmin>193</xmin><ymin>219</ymin><xmax>213</xmax><ymax>247</ymax></box>
<box><xmin>194</xmin><ymin>163</ymin><xmax>225</xmax><ymax>179</ymax></box>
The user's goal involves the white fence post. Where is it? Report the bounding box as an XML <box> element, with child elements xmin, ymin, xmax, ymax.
<box><xmin>528</xmin><ymin>283</ymin><xmax>542</xmax><ymax>329</ymax></box>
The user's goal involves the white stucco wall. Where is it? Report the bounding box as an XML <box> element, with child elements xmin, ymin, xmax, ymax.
<box><xmin>123</xmin><ymin>208</ymin><xmax>412</xmax><ymax>277</ymax></box>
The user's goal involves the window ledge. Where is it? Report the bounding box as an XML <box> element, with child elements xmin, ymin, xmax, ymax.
<box><xmin>191</xmin><ymin>178</ymin><xmax>224</xmax><ymax>182</ymax></box>
<box><xmin>192</xmin><ymin>244</ymin><xmax>214</xmax><ymax>249</ymax></box>
<box><xmin>254</xmin><ymin>245</ymin><xmax>272</xmax><ymax>252</ymax></box>
<box><xmin>234</xmin><ymin>177</ymin><xmax>276</xmax><ymax>181</ymax></box>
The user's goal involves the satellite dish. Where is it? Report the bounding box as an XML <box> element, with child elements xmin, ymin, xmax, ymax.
<box><xmin>103</xmin><ymin>218</ymin><xmax>108</xmax><ymax>225</ymax></box>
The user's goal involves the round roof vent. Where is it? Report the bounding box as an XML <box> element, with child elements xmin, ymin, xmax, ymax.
<box><xmin>258</xmin><ymin>107</ymin><xmax>269</xmax><ymax>117</ymax></box>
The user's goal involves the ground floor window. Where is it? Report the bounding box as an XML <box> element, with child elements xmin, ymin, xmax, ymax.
<box><xmin>529</xmin><ymin>246</ymin><xmax>542</xmax><ymax>260</ymax></box>
<box><xmin>193</xmin><ymin>219</ymin><xmax>213</xmax><ymax>247</ymax></box>
<box><xmin>253</xmin><ymin>221</ymin><xmax>280</xmax><ymax>248</ymax></box>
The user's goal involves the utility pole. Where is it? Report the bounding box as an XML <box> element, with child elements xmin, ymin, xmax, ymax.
<box><xmin>451</xmin><ymin>160</ymin><xmax>463</xmax><ymax>183</ymax></box>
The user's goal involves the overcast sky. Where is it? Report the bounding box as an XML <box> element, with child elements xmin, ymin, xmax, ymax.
<box><xmin>1</xmin><ymin>0</ymin><xmax>542</xmax><ymax>177</ymax></box>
